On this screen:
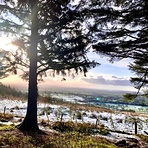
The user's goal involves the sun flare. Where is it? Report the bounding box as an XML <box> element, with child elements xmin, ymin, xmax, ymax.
<box><xmin>0</xmin><ymin>36</ymin><xmax>17</xmax><ymax>52</ymax></box>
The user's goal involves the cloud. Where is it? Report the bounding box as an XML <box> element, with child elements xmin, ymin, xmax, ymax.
<box><xmin>82</xmin><ymin>75</ymin><xmax>132</xmax><ymax>86</ymax></box>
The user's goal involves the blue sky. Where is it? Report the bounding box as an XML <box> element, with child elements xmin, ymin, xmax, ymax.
<box><xmin>80</xmin><ymin>57</ymin><xmax>136</xmax><ymax>91</ymax></box>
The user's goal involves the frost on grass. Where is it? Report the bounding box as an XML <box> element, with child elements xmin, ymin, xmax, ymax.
<box><xmin>0</xmin><ymin>98</ymin><xmax>148</xmax><ymax>140</ymax></box>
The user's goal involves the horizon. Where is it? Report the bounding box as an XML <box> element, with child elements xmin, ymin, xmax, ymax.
<box><xmin>0</xmin><ymin>56</ymin><xmax>137</xmax><ymax>93</ymax></box>
<box><xmin>0</xmin><ymin>73</ymin><xmax>136</xmax><ymax>93</ymax></box>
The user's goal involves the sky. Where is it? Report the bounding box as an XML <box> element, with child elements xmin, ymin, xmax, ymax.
<box><xmin>0</xmin><ymin>60</ymin><xmax>136</xmax><ymax>92</ymax></box>
<box><xmin>0</xmin><ymin>0</ymin><xmax>138</xmax><ymax>92</ymax></box>
<box><xmin>0</xmin><ymin>36</ymin><xmax>136</xmax><ymax>92</ymax></box>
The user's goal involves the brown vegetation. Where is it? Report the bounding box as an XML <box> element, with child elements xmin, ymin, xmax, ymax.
<box><xmin>0</xmin><ymin>127</ymin><xmax>117</xmax><ymax>148</ymax></box>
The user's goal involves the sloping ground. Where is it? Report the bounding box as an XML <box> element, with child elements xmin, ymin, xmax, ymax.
<box><xmin>1</xmin><ymin>98</ymin><xmax>148</xmax><ymax>147</ymax></box>
<box><xmin>0</xmin><ymin>129</ymin><xmax>148</xmax><ymax>148</ymax></box>
<box><xmin>0</xmin><ymin>129</ymin><xmax>117</xmax><ymax>148</ymax></box>
<box><xmin>99</xmin><ymin>134</ymin><xmax>148</xmax><ymax>148</ymax></box>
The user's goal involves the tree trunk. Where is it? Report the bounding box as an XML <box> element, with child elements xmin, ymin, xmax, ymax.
<box><xmin>18</xmin><ymin>2</ymin><xmax>39</xmax><ymax>132</ymax></box>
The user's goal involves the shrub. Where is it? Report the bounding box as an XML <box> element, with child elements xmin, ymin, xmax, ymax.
<box><xmin>76</xmin><ymin>122</ymin><xmax>96</xmax><ymax>135</ymax></box>
<box><xmin>52</xmin><ymin>121</ymin><xmax>75</xmax><ymax>132</ymax></box>
<box><xmin>98</xmin><ymin>124</ymin><xmax>109</xmax><ymax>135</ymax></box>
<box><xmin>52</xmin><ymin>121</ymin><xmax>110</xmax><ymax>135</ymax></box>
<box><xmin>137</xmin><ymin>134</ymin><xmax>148</xmax><ymax>143</ymax></box>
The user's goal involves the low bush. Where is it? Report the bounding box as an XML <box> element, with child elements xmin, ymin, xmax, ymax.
<box><xmin>137</xmin><ymin>134</ymin><xmax>148</xmax><ymax>143</ymax></box>
<box><xmin>52</xmin><ymin>121</ymin><xmax>109</xmax><ymax>135</ymax></box>
<box><xmin>98</xmin><ymin>124</ymin><xmax>110</xmax><ymax>135</ymax></box>
<box><xmin>76</xmin><ymin>111</ymin><xmax>83</xmax><ymax>120</ymax></box>
<box><xmin>52</xmin><ymin>121</ymin><xmax>75</xmax><ymax>133</ymax></box>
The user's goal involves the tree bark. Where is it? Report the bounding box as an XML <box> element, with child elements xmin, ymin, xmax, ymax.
<box><xmin>18</xmin><ymin>1</ymin><xmax>39</xmax><ymax>132</ymax></box>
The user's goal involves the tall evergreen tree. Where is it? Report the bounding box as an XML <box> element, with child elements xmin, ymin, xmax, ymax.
<box><xmin>0</xmin><ymin>0</ymin><xmax>105</xmax><ymax>132</ymax></box>
<box><xmin>1</xmin><ymin>0</ymin><xmax>40</xmax><ymax>132</ymax></box>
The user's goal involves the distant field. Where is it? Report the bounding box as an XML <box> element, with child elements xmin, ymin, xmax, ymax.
<box><xmin>39</xmin><ymin>87</ymin><xmax>148</xmax><ymax>107</ymax></box>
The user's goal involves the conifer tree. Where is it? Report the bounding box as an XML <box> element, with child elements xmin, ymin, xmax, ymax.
<box><xmin>0</xmin><ymin>0</ymin><xmax>105</xmax><ymax>132</ymax></box>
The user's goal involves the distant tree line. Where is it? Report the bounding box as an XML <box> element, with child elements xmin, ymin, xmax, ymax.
<box><xmin>0</xmin><ymin>83</ymin><xmax>27</xmax><ymax>98</ymax></box>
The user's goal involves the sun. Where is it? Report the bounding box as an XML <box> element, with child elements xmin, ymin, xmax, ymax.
<box><xmin>0</xmin><ymin>36</ymin><xmax>17</xmax><ymax>52</ymax></box>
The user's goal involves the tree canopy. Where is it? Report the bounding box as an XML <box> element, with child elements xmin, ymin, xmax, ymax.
<box><xmin>0</xmin><ymin>0</ymin><xmax>99</xmax><ymax>79</ymax></box>
<box><xmin>91</xmin><ymin>0</ymin><xmax>148</xmax><ymax>96</ymax></box>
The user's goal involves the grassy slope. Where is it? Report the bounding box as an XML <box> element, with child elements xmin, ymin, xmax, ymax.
<box><xmin>0</xmin><ymin>126</ymin><xmax>117</xmax><ymax>148</ymax></box>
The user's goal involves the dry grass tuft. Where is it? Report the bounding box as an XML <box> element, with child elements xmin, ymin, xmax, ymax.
<box><xmin>0</xmin><ymin>112</ymin><xmax>13</xmax><ymax>120</ymax></box>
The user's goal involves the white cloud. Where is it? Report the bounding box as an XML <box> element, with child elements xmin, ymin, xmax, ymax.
<box><xmin>82</xmin><ymin>74</ymin><xmax>132</xmax><ymax>86</ymax></box>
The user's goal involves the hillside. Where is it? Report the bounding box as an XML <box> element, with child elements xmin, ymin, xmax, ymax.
<box><xmin>0</xmin><ymin>83</ymin><xmax>27</xmax><ymax>99</ymax></box>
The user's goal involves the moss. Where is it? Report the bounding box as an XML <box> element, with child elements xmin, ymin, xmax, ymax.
<box><xmin>52</xmin><ymin>121</ymin><xmax>109</xmax><ymax>136</ymax></box>
<box><xmin>0</xmin><ymin>124</ymin><xmax>15</xmax><ymax>131</ymax></box>
<box><xmin>50</xmin><ymin>132</ymin><xmax>116</xmax><ymax>148</ymax></box>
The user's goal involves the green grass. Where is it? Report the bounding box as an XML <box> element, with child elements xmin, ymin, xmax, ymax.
<box><xmin>47</xmin><ymin>132</ymin><xmax>116</xmax><ymax>148</ymax></box>
<box><xmin>0</xmin><ymin>126</ymin><xmax>117</xmax><ymax>148</ymax></box>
